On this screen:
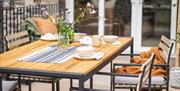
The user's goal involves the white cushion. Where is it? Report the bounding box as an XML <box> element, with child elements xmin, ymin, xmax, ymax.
<box><xmin>115</xmin><ymin>76</ymin><xmax>139</xmax><ymax>84</ymax></box>
<box><xmin>115</xmin><ymin>76</ymin><xmax>166</xmax><ymax>85</ymax></box>
<box><xmin>150</xmin><ymin>76</ymin><xmax>166</xmax><ymax>85</ymax></box>
<box><xmin>2</xmin><ymin>80</ymin><xmax>18</xmax><ymax>91</ymax></box>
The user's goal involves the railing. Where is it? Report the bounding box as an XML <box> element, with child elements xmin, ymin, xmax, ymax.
<box><xmin>3</xmin><ymin>3</ymin><xmax>58</xmax><ymax>35</ymax></box>
<box><xmin>0</xmin><ymin>2</ymin><xmax>61</xmax><ymax>53</ymax></box>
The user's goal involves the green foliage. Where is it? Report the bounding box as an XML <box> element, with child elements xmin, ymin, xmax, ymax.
<box><xmin>57</xmin><ymin>20</ymin><xmax>74</xmax><ymax>42</ymax></box>
<box><xmin>74</xmin><ymin>8</ymin><xmax>88</xmax><ymax>25</ymax></box>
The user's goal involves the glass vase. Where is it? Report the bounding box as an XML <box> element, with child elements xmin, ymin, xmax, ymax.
<box><xmin>58</xmin><ymin>32</ymin><xmax>70</xmax><ymax>50</ymax></box>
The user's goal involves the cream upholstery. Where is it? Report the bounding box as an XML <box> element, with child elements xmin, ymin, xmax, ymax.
<box><xmin>115</xmin><ymin>76</ymin><xmax>166</xmax><ymax>85</ymax></box>
<box><xmin>2</xmin><ymin>80</ymin><xmax>18</xmax><ymax>91</ymax></box>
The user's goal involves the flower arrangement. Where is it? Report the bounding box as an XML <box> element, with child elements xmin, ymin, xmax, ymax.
<box><xmin>56</xmin><ymin>8</ymin><xmax>88</xmax><ymax>42</ymax></box>
<box><xmin>41</xmin><ymin>2</ymin><xmax>96</xmax><ymax>49</ymax></box>
<box><xmin>56</xmin><ymin>2</ymin><xmax>97</xmax><ymax>42</ymax></box>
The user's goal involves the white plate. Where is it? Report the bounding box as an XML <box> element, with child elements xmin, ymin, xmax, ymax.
<box><xmin>40</xmin><ymin>37</ymin><xmax>58</xmax><ymax>41</ymax></box>
<box><xmin>74</xmin><ymin>52</ymin><xmax>104</xmax><ymax>60</ymax></box>
<box><xmin>40</xmin><ymin>33</ymin><xmax>58</xmax><ymax>41</ymax></box>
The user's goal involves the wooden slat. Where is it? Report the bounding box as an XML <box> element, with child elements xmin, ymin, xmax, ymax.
<box><xmin>159</xmin><ymin>35</ymin><xmax>173</xmax><ymax>64</ymax></box>
<box><xmin>8</xmin><ymin>37</ymin><xmax>30</xmax><ymax>49</ymax></box>
<box><xmin>0</xmin><ymin>38</ymin><xmax>133</xmax><ymax>75</ymax></box>
<box><xmin>137</xmin><ymin>54</ymin><xmax>155</xmax><ymax>91</ymax></box>
<box><xmin>6</xmin><ymin>31</ymin><xmax>29</xmax><ymax>40</ymax></box>
<box><xmin>160</xmin><ymin>35</ymin><xmax>171</xmax><ymax>47</ymax></box>
<box><xmin>159</xmin><ymin>50</ymin><xmax>168</xmax><ymax>63</ymax></box>
<box><xmin>159</xmin><ymin>42</ymin><xmax>169</xmax><ymax>54</ymax></box>
<box><xmin>142</xmin><ymin>54</ymin><xmax>154</xmax><ymax>81</ymax></box>
<box><xmin>5</xmin><ymin>31</ymin><xmax>30</xmax><ymax>49</ymax></box>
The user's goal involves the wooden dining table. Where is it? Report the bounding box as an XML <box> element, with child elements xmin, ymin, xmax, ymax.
<box><xmin>0</xmin><ymin>37</ymin><xmax>133</xmax><ymax>91</ymax></box>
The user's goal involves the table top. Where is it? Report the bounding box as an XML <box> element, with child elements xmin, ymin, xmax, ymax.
<box><xmin>0</xmin><ymin>37</ymin><xmax>132</xmax><ymax>76</ymax></box>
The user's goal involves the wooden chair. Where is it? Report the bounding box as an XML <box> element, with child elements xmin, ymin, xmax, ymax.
<box><xmin>112</xmin><ymin>53</ymin><xmax>155</xmax><ymax>91</ymax></box>
<box><xmin>4</xmin><ymin>31</ymin><xmax>60</xmax><ymax>91</ymax></box>
<box><xmin>1</xmin><ymin>31</ymin><xmax>30</xmax><ymax>91</ymax></box>
<box><xmin>71</xmin><ymin>54</ymin><xmax>155</xmax><ymax>91</ymax></box>
<box><xmin>112</xmin><ymin>35</ymin><xmax>174</xmax><ymax>91</ymax></box>
<box><xmin>151</xmin><ymin>35</ymin><xmax>174</xmax><ymax>91</ymax></box>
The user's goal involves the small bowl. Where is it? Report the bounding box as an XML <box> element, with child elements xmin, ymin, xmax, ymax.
<box><xmin>103</xmin><ymin>35</ymin><xmax>118</xmax><ymax>43</ymax></box>
<box><xmin>76</xmin><ymin>46</ymin><xmax>96</xmax><ymax>57</ymax></box>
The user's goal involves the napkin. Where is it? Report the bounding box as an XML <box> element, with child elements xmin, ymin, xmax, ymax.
<box><xmin>74</xmin><ymin>52</ymin><xmax>104</xmax><ymax>60</ymax></box>
<box><xmin>92</xmin><ymin>52</ymin><xmax>104</xmax><ymax>60</ymax></box>
<box><xmin>79</xmin><ymin>36</ymin><xmax>92</xmax><ymax>45</ymax></box>
<box><xmin>40</xmin><ymin>33</ymin><xmax>58</xmax><ymax>40</ymax></box>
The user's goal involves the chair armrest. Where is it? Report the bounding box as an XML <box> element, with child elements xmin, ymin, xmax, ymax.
<box><xmin>114</xmin><ymin>63</ymin><xmax>142</xmax><ymax>67</ymax></box>
<box><xmin>97</xmin><ymin>72</ymin><xmax>139</xmax><ymax>77</ymax></box>
<box><xmin>120</xmin><ymin>54</ymin><xmax>140</xmax><ymax>56</ymax></box>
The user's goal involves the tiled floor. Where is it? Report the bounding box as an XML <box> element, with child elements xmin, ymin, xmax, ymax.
<box><xmin>21</xmin><ymin>56</ymin><xmax>180</xmax><ymax>91</ymax></box>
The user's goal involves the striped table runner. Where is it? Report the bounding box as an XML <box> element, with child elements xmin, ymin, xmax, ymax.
<box><xmin>17</xmin><ymin>46</ymin><xmax>79</xmax><ymax>64</ymax></box>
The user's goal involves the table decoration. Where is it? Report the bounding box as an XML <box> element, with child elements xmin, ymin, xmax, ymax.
<box><xmin>17</xmin><ymin>46</ymin><xmax>79</xmax><ymax>64</ymax></box>
<box><xmin>56</xmin><ymin>4</ymin><xmax>96</xmax><ymax>49</ymax></box>
<box><xmin>41</xmin><ymin>3</ymin><xmax>97</xmax><ymax>49</ymax></box>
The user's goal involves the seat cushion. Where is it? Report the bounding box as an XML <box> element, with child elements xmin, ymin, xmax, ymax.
<box><xmin>115</xmin><ymin>76</ymin><xmax>139</xmax><ymax>84</ymax></box>
<box><xmin>115</xmin><ymin>76</ymin><xmax>166</xmax><ymax>85</ymax></box>
<box><xmin>150</xmin><ymin>76</ymin><xmax>166</xmax><ymax>85</ymax></box>
<box><xmin>2</xmin><ymin>80</ymin><xmax>18</xmax><ymax>91</ymax></box>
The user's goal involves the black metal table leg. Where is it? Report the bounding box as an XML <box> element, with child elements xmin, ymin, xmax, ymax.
<box><xmin>78</xmin><ymin>79</ymin><xmax>84</xmax><ymax>91</ymax></box>
<box><xmin>110</xmin><ymin>61</ymin><xmax>113</xmax><ymax>91</ymax></box>
<box><xmin>0</xmin><ymin>77</ymin><xmax>2</xmax><ymax>91</ymax></box>
<box><xmin>112</xmin><ymin>63</ymin><xmax>115</xmax><ymax>91</ymax></box>
<box><xmin>56</xmin><ymin>80</ymin><xmax>60</xmax><ymax>91</ymax></box>
<box><xmin>130</xmin><ymin>38</ymin><xmax>134</xmax><ymax>58</ymax></box>
<box><xmin>52</xmin><ymin>78</ymin><xmax>55</xmax><ymax>91</ymax></box>
<box><xmin>18</xmin><ymin>74</ymin><xmax>21</xmax><ymax>91</ymax></box>
<box><xmin>90</xmin><ymin>76</ymin><xmax>93</xmax><ymax>89</ymax></box>
<box><xmin>70</xmin><ymin>79</ymin><xmax>73</xmax><ymax>91</ymax></box>
<box><xmin>28</xmin><ymin>82</ymin><xmax>32</xmax><ymax>91</ymax></box>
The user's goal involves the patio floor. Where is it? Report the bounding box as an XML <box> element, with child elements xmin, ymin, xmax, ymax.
<box><xmin>20</xmin><ymin>56</ymin><xmax>179</xmax><ymax>91</ymax></box>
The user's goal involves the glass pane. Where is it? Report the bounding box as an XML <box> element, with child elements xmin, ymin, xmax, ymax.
<box><xmin>105</xmin><ymin>0</ymin><xmax>131</xmax><ymax>36</ymax></box>
<box><xmin>74</xmin><ymin>0</ymin><xmax>98</xmax><ymax>35</ymax></box>
<box><xmin>142</xmin><ymin>0</ymin><xmax>171</xmax><ymax>47</ymax></box>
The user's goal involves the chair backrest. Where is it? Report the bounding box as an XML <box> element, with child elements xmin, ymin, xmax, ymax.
<box><xmin>158</xmin><ymin>35</ymin><xmax>174</xmax><ymax>64</ymax></box>
<box><xmin>5</xmin><ymin>31</ymin><xmax>30</xmax><ymax>50</ymax></box>
<box><xmin>136</xmin><ymin>53</ymin><xmax>155</xmax><ymax>91</ymax></box>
